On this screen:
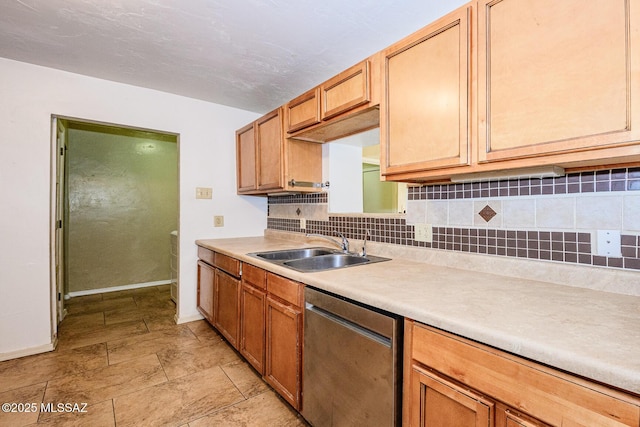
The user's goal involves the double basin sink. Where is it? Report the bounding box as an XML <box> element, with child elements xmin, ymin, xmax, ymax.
<box><xmin>248</xmin><ymin>247</ymin><xmax>390</xmax><ymax>272</ymax></box>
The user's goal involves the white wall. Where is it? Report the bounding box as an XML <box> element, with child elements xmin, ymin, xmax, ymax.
<box><xmin>324</xmin><ymin>143</ymin><xmax>364</xmax><ymax>213</ymax></box>
<box><xmin>0</xmin><ymin>57</ymin><xmax>266</xmax><ymax>358</ymax></box>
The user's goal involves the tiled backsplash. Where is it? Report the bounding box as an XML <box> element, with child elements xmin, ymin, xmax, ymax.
<box><xmin>267</xmin><ymin>168</ymin><xmax>640</xmax><ymax>272</ymax></box>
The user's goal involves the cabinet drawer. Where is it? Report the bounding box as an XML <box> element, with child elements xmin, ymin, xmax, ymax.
<box><xmin>267</xmin><ymin>273</ymin><xmax>303</xmax><ymax>307</ymax></box>
<box><xmin>243</xmin><ymin>263</ymin><xmax>266</xmax><ymax>290</ymax></box>
<box><xmin>214</xmin><ymin>252</ymin><xmax>240</xmax><ymax>277</ymax></box>
<box><xmin>286</xmin><ymin>87</ymin><xmax>321</xmax><ymax>133</ymax></box>
<box><xmin>197</xmin><ymin>246</ymin><xmax>215</xmax><ymax>266</ymax></box>
<box><xmin>321</xmin><ymin>60</ymin><xmax>370</xmax><ymax>121</ymax></box>
<box><xmin>410</xmin><ymin>322</ymin><xmax>640</xmax><ymax>427</ymax></box>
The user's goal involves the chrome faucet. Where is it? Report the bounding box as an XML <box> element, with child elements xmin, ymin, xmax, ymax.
<box><xmin>306</xmin><ymin>231</ymin><xmax>350</xmax><ymax>253</ymax></box>
<box><xmin>360</xmin><ymin>229</ymin><xmax>371</xmax><ymax>257</ymax></box>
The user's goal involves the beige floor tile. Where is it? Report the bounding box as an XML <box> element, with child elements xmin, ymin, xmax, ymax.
<box><xmin>113</xmin><ymin>366</ymin><xmax>244</xmax><ymax>427</ymax></box>
<box><xmin>103</xmin><ymin>304</ymin><xmax>174</xmax><ymax>326</ymax></box>
<box><xmin>156</xmin><ymin>340</ymin><xmax>240</xmax><ymax>380</ymax></box>
<box><xmin>36</xmin><ymin>399</ymin><xmax>115</xmax><ymax>427</ymax></box>
<box><xmin>0</xmin><ymin>383</ymin><xmax>46</xmax><ymax>427</ymax></box>
<box><xmin>133</xmin><ymin>295</ymin><xmax>175</xmax><ymax>311</ymax></box>
<box><xmin>221</xmin><ymin>360</ymin><xmax>270</xmax><ymax>399</ymax></box>
<box><xmin>102</xmin><ymin>306</ymin><xmax>147</xmax><ymax>326</ymax></box>
<box><xmin>65</xmin><ymin>296</ymin><xmax>136</xmax><ymax>315</ymax></box>
<box><xmin>57</xmin><ymin>312</ymin><xmax>105</xmax><ymax>333</ymax></box>
<box><xmin>56</xmin><ymin>320</ymin><xmax>149</xmax><ymax>351</ymax></box>
<box><xmin>101</xmin><ymin>286</ymin><xmax>162</xmax><ymax>300</ymax></box>
<box><xmin>107</xmin><ymin>325</ymin><xmax>200</xmax><ymax>365</ymax></box>
<box><xmin>1</xmin><ymin>286</ymin><xmax>306</xmax><ymax>426</ymax></box>
<box><xmin>156</xmin><ymin>284</ymin><xmax>171</xmax><ymax>293</ymax></box>
<box><xmin>64</xmin><ymin>294</ymin><xmax>103</xmax><ymax>307</ymax></box>
<box><xmin>43</xmin><ymin>354</ymin><xmax>167</xmax><ymax>405</ymax></box>
<box><xmin>0</xmin><ymin>344</ymin><xmax>108</xmax><ymax>393</ymax></box>
<box><xmin>186</xmin><ymin>320</ymin><xmax>224</xmax><ymax>344</ymax></box>
<box><xmin>189</xmin><ymin>390</ymin><xmax>307</xmax><ymax>427</ymax></box>
<box><xmin>143</xmin><ymin>313</ymin><xmax>179</xmax><ymax>332</ymax></box>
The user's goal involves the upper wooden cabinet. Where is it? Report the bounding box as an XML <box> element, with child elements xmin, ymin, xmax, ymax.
<box><xmin>477</xmin><ymin>0</ymin><xmax>640</xmax><ymax>164</ymax></box>
<box><xmin>321</xmin><ymin>60</ymin><xmax>371</xmax><ymax>121</ymax></box>
<box><xmin>286</xmin><ymin>88</ymin><xmax>321</xmax><ymax>133</ymax></box>
<box><xmin>381</xmin><ymin>0</ymin><xmax>640</xmax><ymax>183</ymax></box>
<box><xmin>256</xmin><ymin>109</ymin><xmax>284</xmax><ymax>191</ymax></box>
<box><xmin>380</xmin><ymin>5</ymin><xmax>472</xmax><ymax>177</ymax></box>
<box><xmin>286</xmin><ymin>55</ymin><xmax>381</xmax><ymax>143</ymax></box>
<box><xmin>236</xmin><ymin>123</ymin><xmax>256</xmax><ymax>193</ymax></box>
<box><xmin>236</xmin><ymin>107</ymin><xmax>322</xmax><ymax>195</ymax></box>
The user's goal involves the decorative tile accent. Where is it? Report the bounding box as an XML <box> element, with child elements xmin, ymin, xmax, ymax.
<box><xmin>266</xmin><ymin>167</ymin><xmax>640</xmax><ymax>272</ymax></box>
<box><xmin>267</xmin><ymin>193</ymin><xmax>327</xmax><ymax>204</ymax></box>
<box><xmin>408</xmin><ymin>167</ymin><xmax>640</xmax><ymax>200</ymax></box>
<box><xmin>478</xmin><ymin>205</ymin><xmax>497</xmax><ymax>222</ymax></box>
<box><xmin>266</xmin><ymin>215</ymin><xmax>640</xmax><ymax>271</ymax></box>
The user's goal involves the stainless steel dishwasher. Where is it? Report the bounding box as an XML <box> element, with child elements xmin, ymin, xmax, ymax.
<box><xmin>302</xmin><ymin>287</ymin><xmax>402</xmax><ymax>426</ymax></box>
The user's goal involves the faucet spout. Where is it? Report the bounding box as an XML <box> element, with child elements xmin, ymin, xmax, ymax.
<box><xmin>306</xmin><ymin>232</ymin><xmax>350</xmax><ymax>253</ymax></box>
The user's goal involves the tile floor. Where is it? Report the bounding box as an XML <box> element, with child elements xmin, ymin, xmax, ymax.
<box><xmin>0</xmin><ymin>284</ymin><xmax>308</xmax><ymax>426</ymax></box>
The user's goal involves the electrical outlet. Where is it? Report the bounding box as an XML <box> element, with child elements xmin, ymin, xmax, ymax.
<box><xmin>299</xmin><ymin>218</ymin><xmax>306</xmax><ymax>229</ymax></box>
<box><xmin>213</xmin><ymin>215</ymin><xmax>224</xmax><ymax>227</ymax></box>
<box><xmin>196</xmin><ymin>187</ymin><xmax>212</xmax><ymax>199</ymax></box>
<box><xmin>414</xmin><ymin>223</ymin><xmax>433</xmax><ymax>243</ymax></box>
<box><xmin>595</xmin><ymin>230</ymin><xmax>621</xmax><ymax>256</ymax></box>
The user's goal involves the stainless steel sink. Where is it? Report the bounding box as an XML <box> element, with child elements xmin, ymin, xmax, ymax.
<box><xmin>247</xmin><ymin>248</ymin><xmax>390</xmax><ymax>272</ymax></box>
<box><xmin>284</xmin><ymin>253</ymin><xmax>371</xmax><ymax>271</ymax></box>
<box><xmin>253</xmin><ymin>247</ymin><xmax>336</xmax><ymax>261</ymax></box>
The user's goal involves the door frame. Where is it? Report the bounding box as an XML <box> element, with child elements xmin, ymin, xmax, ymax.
<box><xmin>49</xmin><ymin>115</ymin><xmax>180</xmax><ymax>344</ymax></box>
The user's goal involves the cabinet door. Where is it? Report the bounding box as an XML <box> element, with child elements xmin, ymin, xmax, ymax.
<box><xmin>196</xmin><ymin>260</ymin><xmax>215</xmax><ymax>323</ymax></box>
<box><xmin>265</xmin><ymin>296</ymin><xmax>302</xmax><ymax>410</ymax></box>
<box><xmin>496</xmin><ymin>405</ymin><xmax>549</xmax><ymax>427</ymax></box>
<box><xmin>381</xmin><ymin>5</ymin><xmax>471</xmax><ymax>176</ymax></box>
<box><xmin>240</xmin><ymin>282</ymin><xmax>266</xmax><ymax>374</ymax></box>
<box><xmin>214</xmin><ymin>269</ymin><xmax>240</xmax><ymax>349</ymax></box>
<box><xmin>321</xmin><ymin>60</ymin><xmax>370</xmax><ymax>120</ymax></box>
<box><xmin>409</xmin><ymin>364</ymin><xmax>494</xmax><ymax>427</ymax></box>
<box><xmin>256</xmin><ymin>108</ymin><xmax>284</xmax><ymax>190</ymax></box>
<box><xmin>286</xmin><ymin>88</ymin><xmax>321</xmax><ymax>133</ymax></box>
<box><xmin>236</xmin><ymin>122</ymin><xmax>256</xmax><ymax>193</ymax></box>
<box><xmin>478</xmin><ymin>0</ymin><xmax>637</xmax><ymax>163</ymax></box>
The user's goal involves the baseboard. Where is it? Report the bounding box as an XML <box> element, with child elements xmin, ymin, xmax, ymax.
<box><xmin>175</xmin><ymin>312</ymin><xmax>204</xmax><ymax>324</ymax></box>
<box><xmin>65</xmin><ymin>279</ymin><xmax>172</xmax><ymax>299</ymax></box>
<box><xmin>0</xmin><ymin>342</ymin><xmax>56</xmax><ymax>362</ymax></box>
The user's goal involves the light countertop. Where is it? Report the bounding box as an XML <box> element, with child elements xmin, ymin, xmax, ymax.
<box><xmin>196</xmin><ymin>235</ymin><xmax>640</xmax><ymax>395</ymax></box>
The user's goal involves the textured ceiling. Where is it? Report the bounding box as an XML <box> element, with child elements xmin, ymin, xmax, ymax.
<box><xmin>0</xmin><ymin>0</ymin><xmax>466</xmax><ymax>113</ymax></box>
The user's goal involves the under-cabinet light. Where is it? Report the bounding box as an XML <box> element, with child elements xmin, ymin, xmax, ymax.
<box><xmin>449</xmin><ymin>166</ymin><xmax>565</xmax><ymax>183</ymax></box>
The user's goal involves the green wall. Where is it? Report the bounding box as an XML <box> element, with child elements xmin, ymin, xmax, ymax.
<box><xmin>66</xmin><ymin>122</ymin><xmax>178</xmax><ymax>293</ymax></box>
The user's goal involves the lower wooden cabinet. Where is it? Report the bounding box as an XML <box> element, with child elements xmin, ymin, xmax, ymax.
<box><xmin>265</xmin><ymin>295</ymin><xmax>303</xmax><ymax>410</ymax></box>
<box><xmin>264</xmin><ymin>272</ymin><xmax>304</xmax><ymax>410</ymax></box>
<box><xmin>240</xmin><ymin>264</ymin><xmax>266</xmax><ymax>374</ymax></box>
<box><xmin>404</xmin><ymin>319</ymin><xmax>640</xmax><ymax>427</ymax></box>
<box><xmin>497</xmin><ymin>404</ymin><xmax>549</xmax><ymax>427</ymax></box>
<box><xmin>214</xmin><ymin>269</ymin><xmax>240</xmax><ymax>348</ymax></box>
<box><xmin>196</xmin><ymin>260</ymin><xmax>215</xmax><ymax>323</ymax></box>
<box><xmin>409</xmin><ymin>364</ymin><xmax>494</xmax><ymax>427</ymax></box>
<box><xmin>196</xmin><ymin>247</ymin><xmax>303</xmax><ymax>412</ymax></box>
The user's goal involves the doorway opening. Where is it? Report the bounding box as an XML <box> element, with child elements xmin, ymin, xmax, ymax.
<box><xmin>51</xmin><ymin>116</ymin><xmax>179</xmax><ymax>339</ymax></box>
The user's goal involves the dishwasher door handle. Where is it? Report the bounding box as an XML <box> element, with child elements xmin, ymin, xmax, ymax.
<box><xmin>305</xmin><ymin>302</ymin><xmax>392</xmax><ymax>347</ymax></box>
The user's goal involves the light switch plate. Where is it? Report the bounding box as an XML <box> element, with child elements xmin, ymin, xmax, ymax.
<box><xmin>196</xmin><ymin>187</ymin><xmax>212</xmax><ymax>199</ymax></box>
<box><xmin>414</xmin><ymin>223</ymin><xmax>432</xmax><ymax>243</ymax></box>
<box><xmin>213</xmin><ymin>215</ymin><xmax>224</xmax><ymax>227</ymax></box>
